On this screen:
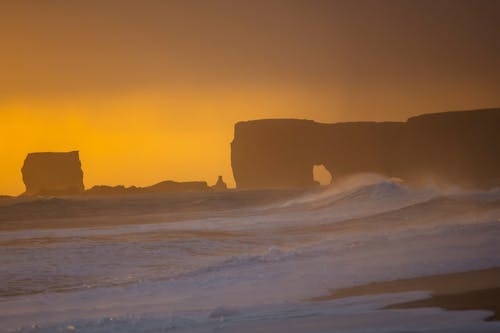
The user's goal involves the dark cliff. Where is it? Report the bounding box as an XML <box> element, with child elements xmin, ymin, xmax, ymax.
<box><xmin>21</xmin><ymin>151</ymin><xmax>85</xmax><ymax>196</ymax></box>
<box><xmin>231</xmin><ymin>109</ymin><xmax>500</xmax><ymax>189</ymax></box>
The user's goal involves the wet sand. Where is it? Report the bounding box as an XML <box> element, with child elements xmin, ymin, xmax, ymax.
<box><xmin>311</xmin><ymin>268</ymin><xmax>500</xmax><ymax>321</ymax></box>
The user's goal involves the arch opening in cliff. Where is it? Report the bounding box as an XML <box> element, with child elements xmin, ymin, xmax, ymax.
<box><xmin>313</xmin><ymin>164</ymin><xmax>332</xmax><ymax>186</ymax></box>
<box><xmin>231</xmin><ymin>109</ymin><xmax>500</xmax><ymax>189</ymax></box>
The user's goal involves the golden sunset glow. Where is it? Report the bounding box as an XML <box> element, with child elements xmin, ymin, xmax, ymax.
<box><xmin>1</xmin><ymin>87</ymin><xmax>344</xmax><ymax>195</ymax></box>
<box><xmin>1</xmin><ymin>2</ymin><xmax>500</xmax><ymax>332</ymax></box>
<box><xmin>1</xmin><ymin>1</ymin><xmax>499</xmax><ymax>195</ymax></box>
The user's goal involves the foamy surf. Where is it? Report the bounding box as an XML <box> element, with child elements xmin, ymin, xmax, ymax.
<box><xmin>1</xmin><ymin>175</ymin><xmax>499</xmax><ymax>332</ymax></box>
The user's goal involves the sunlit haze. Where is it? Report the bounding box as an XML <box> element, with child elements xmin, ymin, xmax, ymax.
<box><xmin>1</xmin><ymin>0</ymin><xmax>499</xmax><ymax>195</ymax></box>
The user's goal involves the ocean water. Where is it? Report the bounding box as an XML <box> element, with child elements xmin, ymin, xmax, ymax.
<box><xmin>1</xmin><ymin>174</ymin><xmax>500</xmax><ymax>332</ymax></box>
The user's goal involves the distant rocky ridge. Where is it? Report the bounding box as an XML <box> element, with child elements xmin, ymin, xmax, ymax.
<box><xmin>231</xmin><ymin>108</ymin><xmax>500</xmax><ymax>189</ymax></box>
<box><xmin>85</xmin><ymin>181</ymin><xmax>210</xmax><ymax>196</ymax></box>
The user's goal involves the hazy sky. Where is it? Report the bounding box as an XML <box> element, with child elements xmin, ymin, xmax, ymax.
<box><xmin>1</xmin><ymin>0</ymin><xmax>500</xmax><ymax>195</ymax></box>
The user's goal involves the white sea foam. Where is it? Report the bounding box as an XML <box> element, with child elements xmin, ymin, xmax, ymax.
<box><xmin>1</xmin><ymin>175</ymin><xmax>499</xmax><ymax>332</ymax></box>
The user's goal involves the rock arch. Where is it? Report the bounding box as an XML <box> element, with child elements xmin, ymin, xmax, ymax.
<box><xmin>231</xmin><ymin>109</ymin><xmax>500</xmax><ymax>189</ymax></box>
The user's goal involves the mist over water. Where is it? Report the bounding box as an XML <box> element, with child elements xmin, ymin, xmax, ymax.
<box><xmin>1</xmin><ymin>174</ymin><xmax>500</xmax><ymax>332</ymax></box>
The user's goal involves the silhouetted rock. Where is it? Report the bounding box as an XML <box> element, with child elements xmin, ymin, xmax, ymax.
<box><xmin>146</xmin><ymin>180</ymin><xmax>210</xmax><ymax>193</ymax></box>
<box><xmin>212</xmin><ymin>176</ymin><xmax>228</xmax><ymax>191</ymax></box>
<box><xmin>231</xmin><ymin>109</ymin><xmax>500</xmax><ymax>189</ymax></box>
<box><xmin>21</xmin><ymin>151</ymin><xmax>84</xmax><ymax>196</ymax></box>
<box><xmin>85</xmin><ymin>181</ymin><xmax>209</xmax><ymax>196</ymax></box>
<box><xmin>84</xmin><ymin>185</ymin><xmax>141</xmax><ymax>196</ymax></box>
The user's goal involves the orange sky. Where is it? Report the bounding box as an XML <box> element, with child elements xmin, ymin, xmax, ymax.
<box><xmin>1</xmin><ymin>0</ymin><xmax>500</xmax><ymax>195</ymax></box>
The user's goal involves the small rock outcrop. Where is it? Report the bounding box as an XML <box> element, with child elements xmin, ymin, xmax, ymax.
<box><xmin>231</xmin><ymin>108</ymin><xmax>500</xmax><ymax>189</ymax></box>
<box><xmin>21</xmin><ymin>151</ymin><xmax>84</xmax><ymax>196</ymax></box>
<box><xmin>212</xmin><ymin>176</ymin><xmax>228</xmax><ymax>191</ymax></box>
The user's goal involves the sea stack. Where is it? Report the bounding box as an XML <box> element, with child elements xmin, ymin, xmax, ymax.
<box><xmin>21</xmin><ymin>151</ymin><xmax>84</xmax><ymax>196</ymax></box>
<box><xmin>212</xmin><ymin>176</ymin><xmax>228</xmax><ymax>191</ymax></box>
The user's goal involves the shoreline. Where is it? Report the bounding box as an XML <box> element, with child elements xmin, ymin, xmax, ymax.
<box><xmin>310</xmin><ymin>267</ymin><xmax>500</xmax><ymax>321</ymax></box>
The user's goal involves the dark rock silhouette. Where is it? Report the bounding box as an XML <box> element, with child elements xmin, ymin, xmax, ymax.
<box><xmin>231</xmin><ymin>108</ymin><xmax>500</xmax><ymax>189</ymax></box>
<box><xmin>85</xmin><ymin>180</ymin><xmax>210</xmax><ymax>196</ymax></box>
<box><xmin>84</xmin><ymin>185</ymin><xmax>140</xmax><ymax>195</ymax></box>
<box><xmin>212</xmin><ymin>176</ymin><xmax>228</xmax><ymax>191</ymax></box>
<box><xmin>21</xmin><ymin>151</ymin><xmax>84</xmax><ymax>196</ymax></box>
<box><xmin>147</xmin><ymin>180</ymin><xmax>210</xmax><ymax>193</ymax></box>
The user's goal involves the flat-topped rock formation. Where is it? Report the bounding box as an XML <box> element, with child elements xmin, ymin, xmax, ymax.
<box><xmin>21</xmin><ymin>151</ymin><xmax>84</xmax><ymax>196</ymax></box>
<box><xmin>231</xmin><ymin>108</ymin><xmax>500</xmax><ymax>189</ymax></box>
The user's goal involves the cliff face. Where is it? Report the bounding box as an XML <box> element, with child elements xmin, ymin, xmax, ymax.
<box><xmin>21</xmin><ymin>151</ymin><xmax>84</xmax><ymax>195</ymax></box>
<box><xmin>231</xmin><ymin>109</ymin><xmax>500</xmax><ymax>189</ymax></box>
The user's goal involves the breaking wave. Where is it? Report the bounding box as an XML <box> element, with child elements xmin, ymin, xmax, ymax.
<box><xmin>1</xmin><ymin>174</ymin><xmax>499</xmax><ymax>332</ymax></box>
